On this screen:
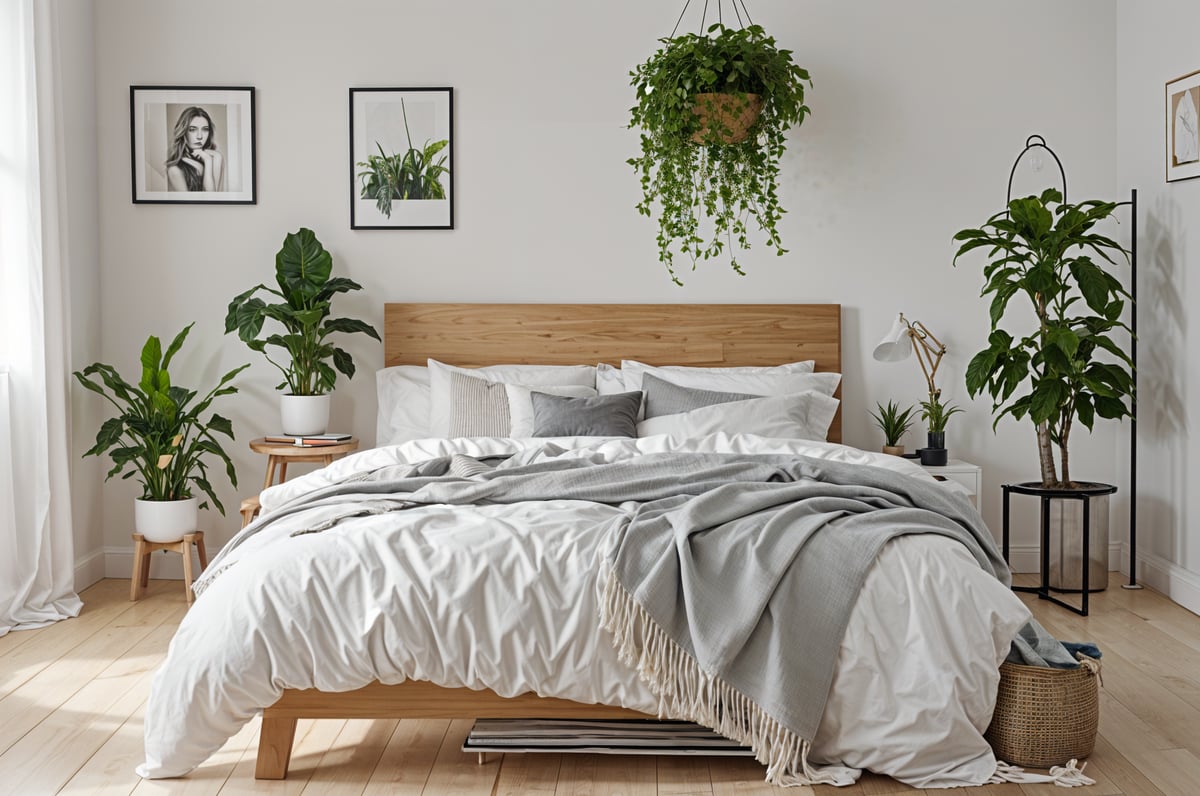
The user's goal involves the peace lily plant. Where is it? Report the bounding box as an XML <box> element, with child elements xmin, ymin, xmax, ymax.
<box><xmin>629</xmin><ymin>23</ymin><xmax>811</xmax><ymax>285</ymax></box>
<box><xmin>74</xmin><ymin>324</ymin><xmax>247</xmax><ymax>541</ymax></box>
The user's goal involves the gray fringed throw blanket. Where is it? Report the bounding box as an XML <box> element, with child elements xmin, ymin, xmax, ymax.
<box><xmin>198</xmin><ymin>451</ymin><xmax>1014</xmax><ymax>786</ymax></box>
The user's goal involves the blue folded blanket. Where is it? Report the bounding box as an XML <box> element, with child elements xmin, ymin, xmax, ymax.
<box><xmin>1006</xmin><ymin>619</ymin><xmax>1101</xmax><ymax>668</ymax></box>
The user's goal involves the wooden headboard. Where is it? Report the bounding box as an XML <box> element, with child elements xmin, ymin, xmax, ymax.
<box><xmin>384</xmin><ymin>303</ymin><xmax>842</xmax><ymax>443</ymax></box>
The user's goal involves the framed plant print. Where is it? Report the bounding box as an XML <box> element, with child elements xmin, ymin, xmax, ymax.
<box><xmin>350</xmin><ymin>87</ymin><xmax>454</xmax><ymax>229</ymax></box>
<box><xmin>130</xmin><ymin>86</ymin><xmax>256</xmax><ymax>204</ymax></box>
<box><xmin>1166</xmin><ymin>68</ymin><xmax>1200</xmax><ymax>183</ymax></box>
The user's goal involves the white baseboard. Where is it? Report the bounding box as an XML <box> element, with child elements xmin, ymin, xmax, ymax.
<box><xmin>1122</xmin><ymin>546</ymin><xmax>1200</xmax><ymax>616</ymax></box>
<box><xmin>1006</xmin><ymin>541</ymin><xmax>1124</xmax><ymax>575</ymax></box>
<box><xmin>74</xmin><ymin>548</ymin><xmax>107</xmax><ymax>591</ymax></box>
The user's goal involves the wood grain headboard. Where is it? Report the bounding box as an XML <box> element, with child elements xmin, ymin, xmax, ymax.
<box><xmin>384</xmin><ymin>303</ymin><xmax>842</xmax><ymax>443</ymax></box>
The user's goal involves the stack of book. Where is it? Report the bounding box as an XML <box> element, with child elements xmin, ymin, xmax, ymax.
<box><xmin>264</xmin><ymin>433</ymin><xmax>351</xmax><ymax>448</ymax></box>
<box><xmin>462</xmin><ymin>719</ymin><xmax>752</xmax><ymax>756</ymax></box>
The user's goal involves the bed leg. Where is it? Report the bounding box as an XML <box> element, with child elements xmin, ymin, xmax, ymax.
<box><xmin>255</xmin><ymin>716</ymin><xmax>298</xmax><ymax>779</ymax></box>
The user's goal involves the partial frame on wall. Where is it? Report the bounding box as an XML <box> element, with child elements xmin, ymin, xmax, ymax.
<box><xmin>350</xmin><ymin>87</ymin><xmax>454</xmax><ymax>230</ymax></box>
<box><xmin>1166</xmin><ymin>68</ymin><xmax>1200</xmax><ymax>183</ymax></box>
<box><xmin>130</xmin><ymin>86</ymin><xmax>256</xmax><ymax>204</ymax></box>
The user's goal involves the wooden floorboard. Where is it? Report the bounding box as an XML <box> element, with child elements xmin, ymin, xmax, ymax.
<box><xmin>0</xmin><ymin>574</ymin><xmax>1198</xmax><ymax>794</ymax></box>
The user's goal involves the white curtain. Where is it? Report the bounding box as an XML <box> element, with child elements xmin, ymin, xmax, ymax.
<box><xmin>0</xmin><ymin>0</ymin><xmax>83</xmax><ymax>635</ymax></box>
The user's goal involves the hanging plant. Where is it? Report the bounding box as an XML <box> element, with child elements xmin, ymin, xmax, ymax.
<box><xmin>629</xmin><ymin>22</ymin><xmax>811</xmax><ymax>285</ymax></box>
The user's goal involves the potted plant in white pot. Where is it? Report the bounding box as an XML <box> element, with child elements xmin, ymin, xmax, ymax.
<box><xmin>74</xmin><ymin>324</ymin><xmax>248</xmax><ymax>542</ymax></box>
<box><xmin>225</xmin><ymin>228</ymin><xmax>381</xmax><ymax>435</ymax></box>
<box><xmin>954</xmin><ymin>188</ymin><xmax>1132</xmax><ymax>590</ymax></box>
<box><xmin>628</xmin><ymin>23</ymin><xmax>811</xmax><ymax>285</ymax></box>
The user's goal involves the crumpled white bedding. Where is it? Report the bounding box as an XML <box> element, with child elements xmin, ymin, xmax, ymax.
<box><xmin>138</xmin><ymin>434</ymin><xmax>1030</xmax><ymax>787</ymax></box>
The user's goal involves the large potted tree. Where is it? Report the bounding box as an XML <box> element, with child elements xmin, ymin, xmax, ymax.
<box><xmin>74</xmin><ymin>324</ymin><xmax>248</xmax><ymax>542</ymax></box>
<box><xmin>953</xmin><ymin>188</ymin><xmax>1133</xmax><ymax>591</ymax></box>
<box><xmin>226</xmin><ymin>228</ymin><xmax>381</xmax><ymax>435</ymax></box>
<box><xmin>628</xmin><ymin>23</ymin><xmax>811</xmax><ymax>285</ymax></box>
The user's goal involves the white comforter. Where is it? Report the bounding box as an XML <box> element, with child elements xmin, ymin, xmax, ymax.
<box><xmin>138</xmin><ymin>434</ymin><xmax>1030</xmax><ymax>787</ymax></box>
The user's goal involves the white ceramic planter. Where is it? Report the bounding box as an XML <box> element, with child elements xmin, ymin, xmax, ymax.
<box><xmin>134</xmin><ymin>496</ymin><xmax>199</xmax><ymax>542</ymax></box>
<box><xmin>280</xmin><ymin>394</ymin><xmax>331</xmax><ymax>436</ymax></box>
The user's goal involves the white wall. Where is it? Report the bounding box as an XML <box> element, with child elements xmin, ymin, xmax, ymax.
<box><xmin>1117</xmin><ymin>0</ymin><xmax>1200</xmax><ymax>612</ymax></box>
<box><xmin>89</xmin><ymin>0</ymin><xmax>1123</xmax><ymax>572</ymax></box>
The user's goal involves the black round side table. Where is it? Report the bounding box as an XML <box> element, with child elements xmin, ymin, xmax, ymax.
<box><xmin>1001</xmin><ymin>481</ymin><xmax>1117</xmax><ymax>617</ymax></box>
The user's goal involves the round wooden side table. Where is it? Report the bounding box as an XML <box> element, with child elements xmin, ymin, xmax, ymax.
<box><xmin>248</xmin><ymin>437</ymin><xmax>360</xmax><ymax>490</ymax></box>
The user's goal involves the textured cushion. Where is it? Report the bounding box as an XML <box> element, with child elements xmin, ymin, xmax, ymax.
<box><xmin>428</xmin><ymin>359</ymin><xmax>596</xmax><ymax>437</ymax></box>
<box><xmin>506</xmin><ymin>383</ymin><xmax>598</xmax><ymax>437</ymax></box>
<box><xmin>531</xmin><ymin>391</ymin><xmax>642</xmax><ymax>438</ymax></box>
<box><xmin>446</xmin><ymin>371</ymin><xmax>511</xmax><ymax>437</ymax></box>
<box><xmin>637</xmin><ymin>392</ymin><xmax>841</xmax><ymax>441</ymax></box>
<box><xmin>642</xmin><ymin>373</ymin><xmax>758</xmax><ymax>419</ymax></box>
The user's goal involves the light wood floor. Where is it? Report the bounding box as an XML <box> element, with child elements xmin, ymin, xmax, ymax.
<box><xmin>0</xmin><ymin>574</ymin><xmax>1197</xmax><ymax>795</ymax></box>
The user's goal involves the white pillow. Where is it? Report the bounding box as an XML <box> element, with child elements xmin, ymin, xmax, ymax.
<box><xmin>636</xmin><ymin>392</ymin><xmax>840</xmax><ymax>442</ymax></box>
<box><xmin>506</xmin><ymin>383</ymin><xmax>598</xmax><ymax>437</ymax></box>
<box><xmin>596</xmin><ymin>363</ymin><xmax>626</xmax><ymax>395</ymax></box>
<box><xmin>428</xmin><ymin>359</ymin><xmax>596</xmax><ymax>437</ymax></box>
<box><xmin>376</xmin><ymin>365</ymin><xmax>432</xmax><ymax>446</ymax></box>
<box><xmin>620</xmin><ymin>359</ymin><xmax>820</xmax><ymax>393</ymax></box>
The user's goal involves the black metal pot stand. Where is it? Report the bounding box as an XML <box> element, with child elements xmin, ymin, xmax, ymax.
<box><xmin>1001</xmin><ymin>481</ymin><xmax>1118</xmax><ymax>617</ymax></box>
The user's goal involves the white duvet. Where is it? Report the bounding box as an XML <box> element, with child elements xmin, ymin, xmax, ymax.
<box><xmin>138</xmin><ymin>434</ymin><xmax>1030</xmax><ymax>787</ymax></box>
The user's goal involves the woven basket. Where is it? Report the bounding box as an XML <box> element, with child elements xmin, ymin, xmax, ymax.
<box><xmin>985</xmin><ymin>656</ymin><xmax>1100</xmax><ymax>768</ymax></box>
<box><xmin>690</xmin><ymin>93</ymin><xmax>764</xmax><ymax>144</ymax></box>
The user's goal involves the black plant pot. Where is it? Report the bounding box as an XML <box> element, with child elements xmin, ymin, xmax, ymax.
<box><xmin>918</xmin><ymin>447</ymin><xmax>948</xmax><ymax>466</ymax></box>
<box><xmin>927</xmin><ymin>431</ymin><xmax>945</xmax><ymax>449</ymax></box>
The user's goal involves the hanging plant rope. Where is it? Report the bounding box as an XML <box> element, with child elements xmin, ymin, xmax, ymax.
<box><xmin>630</xmin><ymin>2</ymin><xmax>809</xmax><ymax>285</ymax></box>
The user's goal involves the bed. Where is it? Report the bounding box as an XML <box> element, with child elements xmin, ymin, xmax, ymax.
<box><xmin>138</xmin><ymin>303</ymin><xmax>1033</xmax><ymax>788</ymax></box>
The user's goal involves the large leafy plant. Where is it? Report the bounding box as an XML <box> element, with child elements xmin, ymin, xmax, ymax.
<box><xmin>74</xmin><ymin>324</ymin><xmax>247</xmax><ymax>513</ymax></box>
<box><xmin>953</xmin><ymin>189</ymin><xmax>1132</xmax><ymax>488</ymax></box>
<box><xmin>357</xmin><ymin>99</ymin><xmax>449</xmax><ymax>218</ymax></box>
<box><xmin>629</xmin><ymin>23</ymin><xmax>811</xmax><ymax>285</ymax></box>
<box><xmin>225</xmin><ymin>228</ymin><xmax>381</xmax><ymax>396</ymax></box>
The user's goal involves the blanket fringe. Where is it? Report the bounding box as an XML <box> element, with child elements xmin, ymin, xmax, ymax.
<box><xmin>599</xmin><ymin>564</ymin><xmax>854</xmax><ymax>788</ymax></box>
<box><xmin>989</xmin><ymin>759</ymin><xmax>1096</xmax><ymax>788</ymax></box>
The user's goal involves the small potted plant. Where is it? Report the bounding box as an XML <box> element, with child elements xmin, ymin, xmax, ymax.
<box><xmin>74</xmin><ymin>324</ymin><xmax>248</xmax><ymax>542</ymax></box>
<box><xmin>226</xmin><ymin>227</ymin><xmax>381</xmax><ymax>435</ymax></box>
<box><xmin>918</xmin><ymin>394</ymin><xmax>963</xmax><ymax>466</ymax></box>
<box><xmin>870</xmin><ymin>400</ymin><xmax>917</xmax><ymax>456</ymax></box>
<box><xmin>628</xmin><ymin>23</ymin><xmax>811</xmax><ymax>285</ymax></box>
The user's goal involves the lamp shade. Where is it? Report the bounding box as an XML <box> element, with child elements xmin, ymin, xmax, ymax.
<box><xmin>873</xmin><ymin>314</ymin><xmax>912</xmax><ymax>362</ymax></box>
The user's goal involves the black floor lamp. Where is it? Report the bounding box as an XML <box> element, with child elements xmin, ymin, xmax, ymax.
<box><xmin>1006</xmin><ymin>135</ymin><xmax>1140</xmax><ymax>590</ymax></box>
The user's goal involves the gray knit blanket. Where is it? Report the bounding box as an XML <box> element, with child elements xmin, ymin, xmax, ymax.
<box><xmin>197</xmin><ymin>451</ymin><xmax>1010</xmax><ymax>785</ymax></box>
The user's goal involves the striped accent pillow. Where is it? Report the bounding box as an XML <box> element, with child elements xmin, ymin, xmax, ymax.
<box><xmin>447</xmin><ymin>372</ymin><xmax>511</xmax><ymax>437</ymax></box>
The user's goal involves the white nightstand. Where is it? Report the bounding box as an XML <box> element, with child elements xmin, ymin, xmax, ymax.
<box><xmin>920</xmin><ymin>459</ymin><xmax>983</xmax><ymax>511</ymax></box>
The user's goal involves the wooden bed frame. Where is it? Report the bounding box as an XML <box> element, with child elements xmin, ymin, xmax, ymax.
<box><xmin>255</xmin><ymin>303</ymin><xmax>842</xmax><ymax>779</ymax></box>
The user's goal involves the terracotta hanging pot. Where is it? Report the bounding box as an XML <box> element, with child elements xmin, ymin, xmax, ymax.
<box><xmin>690</xmin><ymin>92</ymin><xmax>764</xmax><ymax>144</ymax></box>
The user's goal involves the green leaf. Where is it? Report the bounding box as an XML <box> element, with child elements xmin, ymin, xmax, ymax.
<box><xmin>1029</xmin><ymin>380</ymin><xmax>1067</xmax><ymax>424</ymax></box>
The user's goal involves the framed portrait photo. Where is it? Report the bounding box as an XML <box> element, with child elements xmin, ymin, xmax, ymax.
<box><xmin>130</xmin><ymin>86</ymin><xmax>256</xmax><ymax>204</ymax></box>
<box><xmin>350</xmin><ymin>87</ymin><xmax>453</xmax><ymax>229</ymax></box>
<box><xmin>1166</xmin><ymin>68</ymin><xmax>1200</xmax><ymax>183</ymax></box>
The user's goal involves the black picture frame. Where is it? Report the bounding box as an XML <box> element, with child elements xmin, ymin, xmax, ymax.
<box><xmin>1166</xmin><ymin>68</ymin><xmax>1200</xmax><ymax>183</ymax></box>
<box><xmin>350</xmin><ymin>87</ymin><xmax>454</xmax><ymax>229</ymax></box>
<box><xmin>130</xmin><ymin>85</ymin><xmax>256</xmax><ymax>204</ymax></box>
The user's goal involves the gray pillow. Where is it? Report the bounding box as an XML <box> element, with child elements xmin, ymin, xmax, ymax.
<box><xmin>531</xmin><ymin>391</ymin><xmax>643</xmax><ymax>438</ymax></box>
<box><xmin>642</xmin><ymin>373</ymin><xmax>758</xmax><ymax>419</ymax></box>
